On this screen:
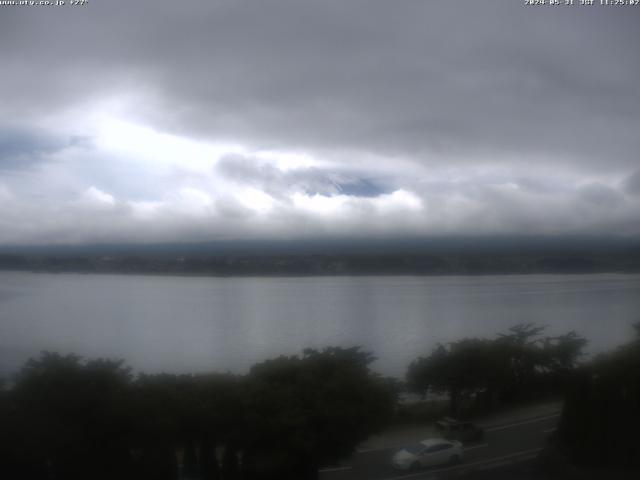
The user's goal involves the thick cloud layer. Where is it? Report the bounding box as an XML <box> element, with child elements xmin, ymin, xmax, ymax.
<box><xmin>1</xmin><ymin>0</ymin><xmax>639</xmax><ymax>244</ymax></box>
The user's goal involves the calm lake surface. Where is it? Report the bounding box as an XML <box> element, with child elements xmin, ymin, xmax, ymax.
<box><xmin>1</xmin><ymin>272</ymin><xmax>639</xmax><ymax>378</ymax></box>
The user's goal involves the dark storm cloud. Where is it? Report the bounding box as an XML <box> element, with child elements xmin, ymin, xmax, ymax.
<box><xmin>1</xmin><ymin>0</ymin><xmax>639</xmax><ymax>244</ymax></box>
<box><xmin>578</xmin><ymin>183</ymin><xmax>624</xmax><ymax>208</ymax></box>
<box><xmin>2</xmin><ymin>1</ymin><xmax>639</xmax><ymax>170</ymax></box>
<box><xmin>624</xmin><ymin>170</ymin><xmax>640</xmax><ymax>196</ymax></box>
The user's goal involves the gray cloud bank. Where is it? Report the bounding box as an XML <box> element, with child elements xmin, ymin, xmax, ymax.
<box><xmin>0</xmin><ymin>0</ymin><xmax>639</xmax><ymax>245</ymax></box>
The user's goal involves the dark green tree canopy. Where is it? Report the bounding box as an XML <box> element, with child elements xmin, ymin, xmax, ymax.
<box><xmin>407</xmin><ymin>324</ymin><xmax>587</xmax><ymax>415</ymax></box>
<box><xmin>243</xmin><ymin>346</ymin><xmax>394</xmax><ymax>479</ymax></box>
<box><xmin>558</xmin><ymin>322</ymin><xmax>640</xmax><ymax>468</ymax></box>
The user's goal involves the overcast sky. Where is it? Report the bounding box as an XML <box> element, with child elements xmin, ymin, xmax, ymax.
<box><xmin>1</xmin><ymin>0</ymin><xmax>639</xmax><ymax>245</ymax></box>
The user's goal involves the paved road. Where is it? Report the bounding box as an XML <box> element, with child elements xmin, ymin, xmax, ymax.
<box><xmin>320</xmin><ymin>413</ymin><xmax>559</xmax><ymax>480</ymax></box>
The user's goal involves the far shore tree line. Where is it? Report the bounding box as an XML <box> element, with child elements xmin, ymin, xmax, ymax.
<box><xmin>2</xmin><ymin>249</ymin><xmax>640</xmax><ymax>276</ymax></box>
<box><xmin>1</xmin><ymin>323</ymin><xmax>639</xmax><ymax>479</ymax></box>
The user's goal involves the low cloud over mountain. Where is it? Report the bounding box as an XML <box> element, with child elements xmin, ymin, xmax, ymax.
<box><xmin>1</xmin><ymin>1</ymin><xmax>639</xmax><ymax>245</ymax></box>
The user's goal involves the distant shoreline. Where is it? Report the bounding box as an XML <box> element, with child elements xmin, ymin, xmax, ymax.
<box><xmin>2</xmin><ymin>270</ymin><xmax>638</xmax><ymax>279</ymax></box>
<box><xmin>1</xmin><ymin>252</ymin><xmax>639</xmax><ymax>278</ymax></box>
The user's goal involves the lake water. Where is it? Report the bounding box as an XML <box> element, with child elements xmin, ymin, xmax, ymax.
<box><xmin>1</xmin><ymin>272</ymin><xmax>639</xmax><ymax>378</ymax></box>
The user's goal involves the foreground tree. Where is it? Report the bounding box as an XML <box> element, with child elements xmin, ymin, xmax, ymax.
<box><xmin>242</xmin><ymin>347</ymin><xmax>395</xmax><ymax>480</ymax></box>
<box><xmin>193</xmin><ymin>373</ymin><xmax>245</xmax><ymax>480</ymax></box>
<box><xmin>407</xmin><ymin>324</ymin><xmax>587</xmax><ymax>415</ymax></box>
<box><xmin>407</xmin><ymin>338</ymin><xmax>509</xmax><ymax>415</ymax></box>
<box><xmin>7</xmin><ymin>352</ymin><xmax>134</xmax><ymax>480</ymax></box>
<box><xmin>1</xmin><ymin>346</ymin><xmax>395</xmax><ymax>480</ymax></box>
<box><xmin>557</xmin><ymin>323</ymin><xmax>640</xmax><ymax>468</ymax></box>
<box><xmin>130</xmin><ymin>373</ymin><xmax>194</xmax><ymax>480</ymax></box>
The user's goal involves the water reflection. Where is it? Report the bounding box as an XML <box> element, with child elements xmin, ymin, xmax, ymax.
<box><xmin>0</xmin><ymin>272</ymin><xmax>639</xmax><ymax>378</ymax></box>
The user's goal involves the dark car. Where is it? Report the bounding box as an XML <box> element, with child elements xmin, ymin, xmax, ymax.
<box><xmin>435</xmin><ymin>417</ymin><xmax>484</xmax><ymax>443</ymax></box>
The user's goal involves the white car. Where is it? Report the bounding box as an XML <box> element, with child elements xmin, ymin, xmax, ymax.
<box><xmin>391</xmin><ymin>438</ymin><xmax>463</xmax><ymax>471</ymax></box>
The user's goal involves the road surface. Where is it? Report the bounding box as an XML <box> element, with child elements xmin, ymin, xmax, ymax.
<box><xmin>320</xmin><ymin>412</ymin><xmax>559</xmax><ymax>480</ymax></box>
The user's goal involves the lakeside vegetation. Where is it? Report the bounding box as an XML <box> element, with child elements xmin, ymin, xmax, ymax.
<box><xmin>408</xmin><ymin>324</ymin><xmax>587</xmax><ymax>416</ymax></box>
<box><xmin>557</xmin><ymin>323</ymin><xmax>640</xmax><ymax>468</ymax></box>
<box><xmin>1</xmin><ymin>323</ymin><xmax>639</xmax><ymax>479</ymax></box>
<box><xmin>1</xmin><ymin>347</ymin><xmax>394</xmax><ymax>480</ymax></box>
